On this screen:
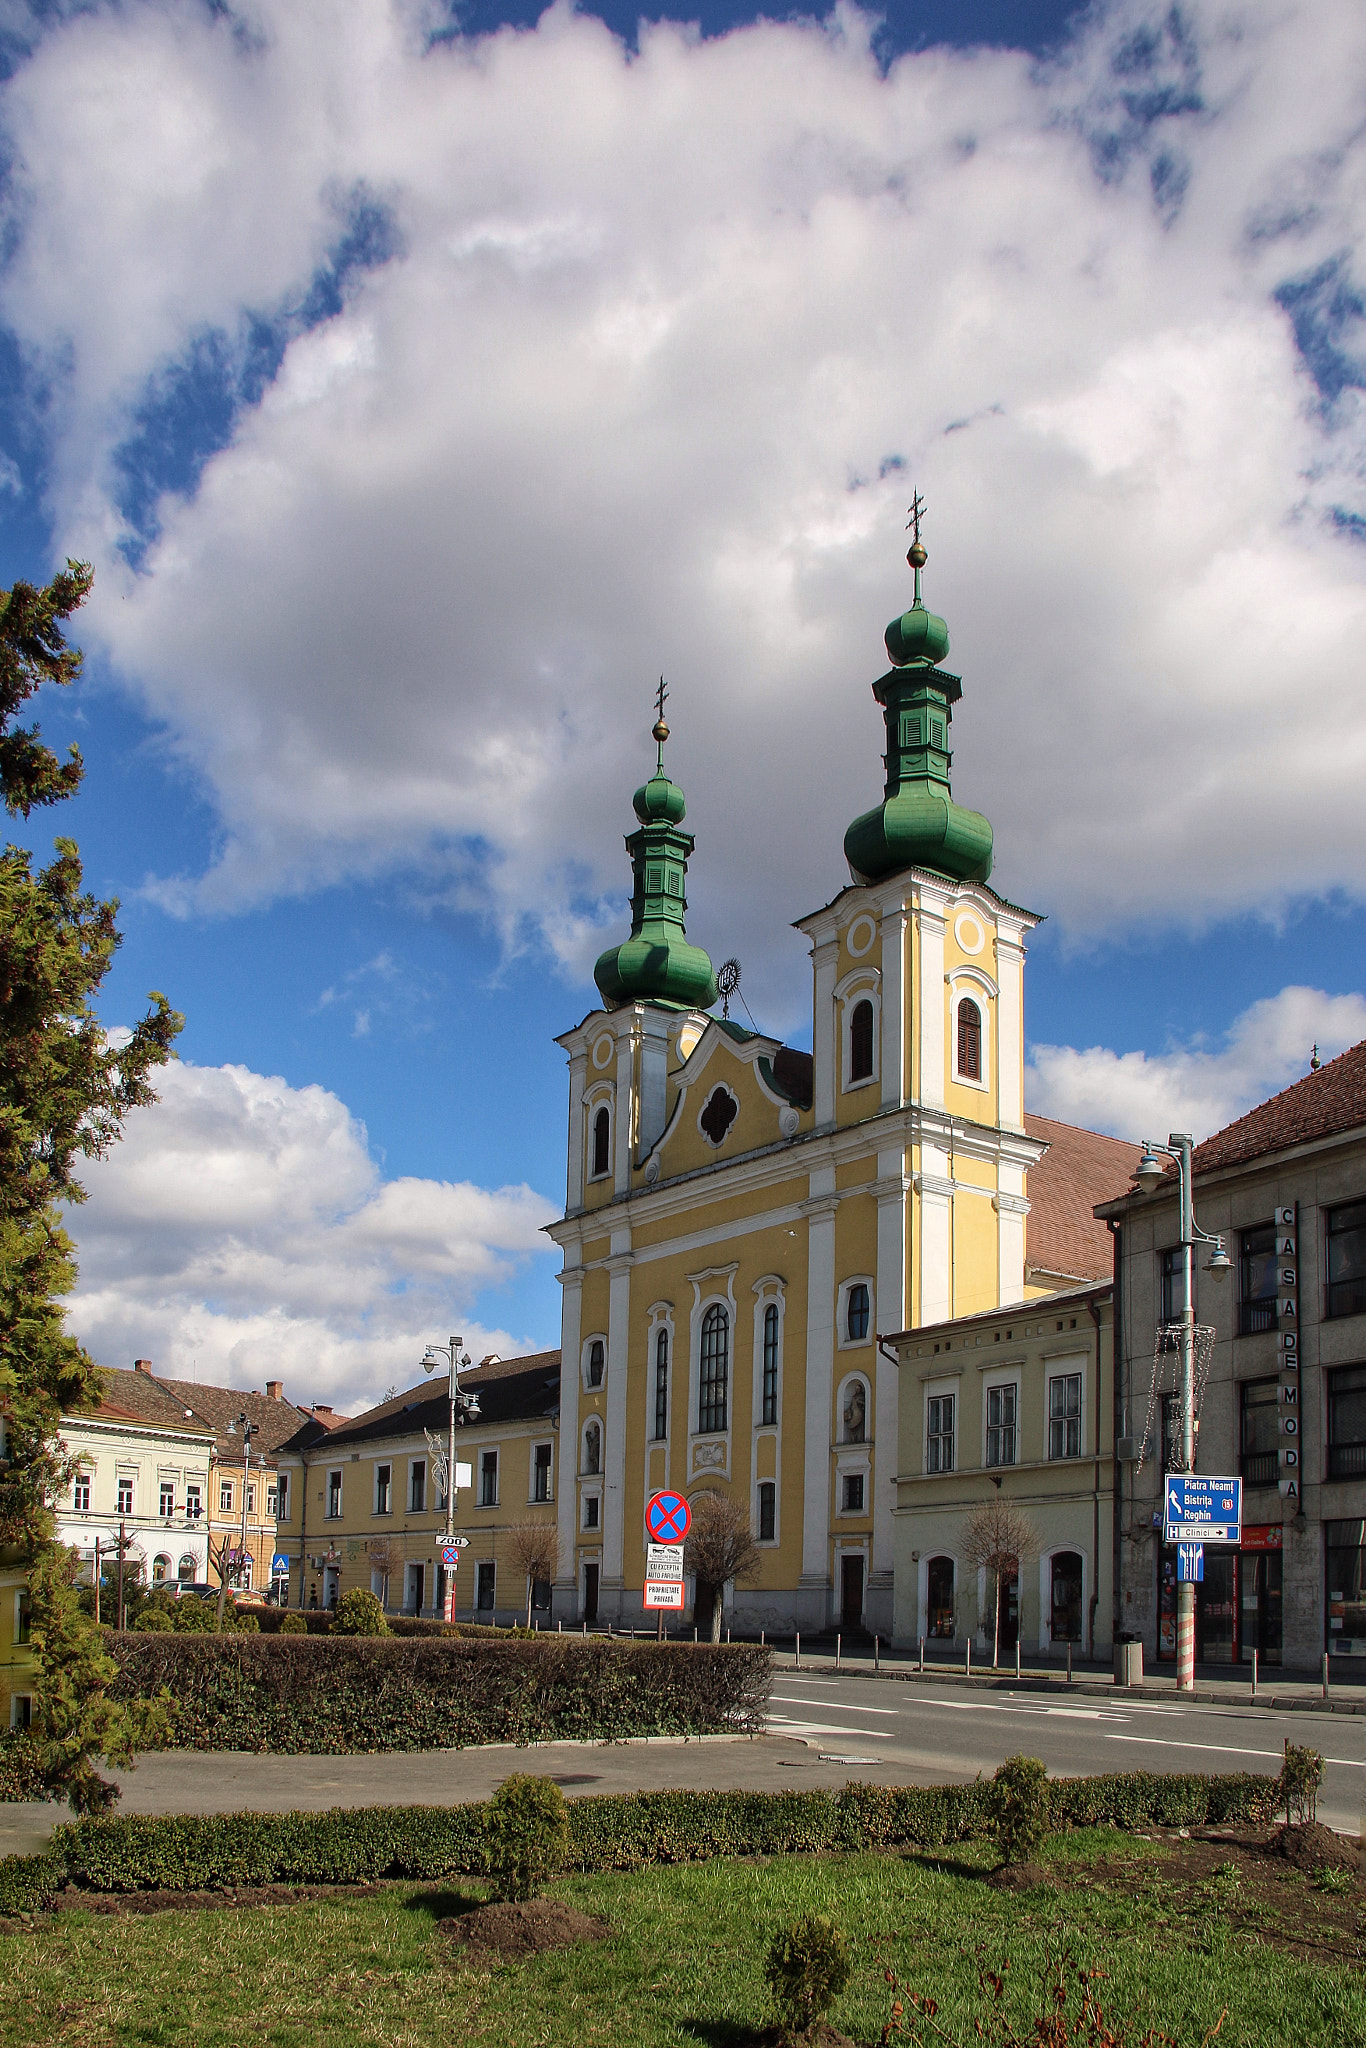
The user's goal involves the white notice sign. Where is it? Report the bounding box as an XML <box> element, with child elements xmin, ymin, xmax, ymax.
<box><xmin>645</xmin><ymin>1542</ymin><xmax>685</xmax><ymax>1610</ymax></box>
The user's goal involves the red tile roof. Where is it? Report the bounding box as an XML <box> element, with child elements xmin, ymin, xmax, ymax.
<box><xmin>1191</xmin><ymin>1038</ymin><xmax>1366</xmax><ymax>1177</ymax></box>
<box><xmin>1024</xmin><ymin>1113</ymin><xmax>1144</xmax><ymax>1282</ymax></box>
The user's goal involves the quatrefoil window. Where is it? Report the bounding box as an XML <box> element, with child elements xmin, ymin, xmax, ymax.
<box><xmin>699</xmin><ymin>1086</ymin><xmax>738</xmax><ymax>1146</ymax></box>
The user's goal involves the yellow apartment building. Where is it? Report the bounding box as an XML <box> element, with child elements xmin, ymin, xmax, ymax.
<box><xmin>274</xmin><ymin>1353</ymin><xmax>559</xmax><ymax>1619</ymax></box>
<box><xmin>546</xmin><ymin>535</ymin><xmax>1111</xmax><ymax>1638</ymax></box>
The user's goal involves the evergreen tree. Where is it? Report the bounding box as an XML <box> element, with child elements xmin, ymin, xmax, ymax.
<box><xmin>0</xmin><ymin>562</ymin><xmax>181</xmax><ymax>1810</ymax></box>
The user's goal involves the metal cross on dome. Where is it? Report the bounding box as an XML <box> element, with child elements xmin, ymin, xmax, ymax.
<box><xmin>655</xmin><ymin>674</ymin><xmax>668</xmax><ymax>725</ymax></box>
<box><xmin>906</xmin><ymin>492</ymin><xmax>925</xmax><ymax>545</ymax></box>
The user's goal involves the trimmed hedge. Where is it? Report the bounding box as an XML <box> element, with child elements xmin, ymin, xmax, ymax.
<box><xmin>0</xmin><ymin>1853</ymin><xmax>64</xmax><ymax>1915</ymax></box>
<box><xmin>0</xmin><ymin>1731</ymin><xmax>49</xmax><ymax>1803</ymax></box>
<box><xmin>15</xmin><ymin>1770</ymin><xmax>1277</xmax><ymax>1899</ymax></box>
<box><xmin>104</xmin><ymin>1635</ymin><xmax>771</xmax><ymax>1753</ymax></box>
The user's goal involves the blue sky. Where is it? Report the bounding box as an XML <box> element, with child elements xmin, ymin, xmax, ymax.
<box><xmin>2</xmin><ymin>0</ymin><xmax>1364</xmax><ymax>1414</ymax></box>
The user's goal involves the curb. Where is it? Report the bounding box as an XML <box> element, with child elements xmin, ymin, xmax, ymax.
<box><xmin>779</xmin><ymin>1660</ymin><xmax>1366</xmax><ymax>1714</ymax></box>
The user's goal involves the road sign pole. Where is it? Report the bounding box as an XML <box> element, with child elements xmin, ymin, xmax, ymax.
<box><xmin>1176</xmin><ymin>1139</ymin><xmax>1197</xmax><ymax>1694</ymax></box>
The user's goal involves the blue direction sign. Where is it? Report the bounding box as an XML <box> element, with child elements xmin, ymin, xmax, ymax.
<box><xmin>1164</xmin><ymin>1474</ymin><xmax>1241</xmax><ymax>1544</ymax></box>
<box><xmin>1176</xmin><ymin>1543</ymin><xmax>1204</xmax><ymax>1583</ymax></box>
<box><xmin>646</xmin><ymin>1490</ymin><xmax>691</xmax><ymax>1545</ymax></box>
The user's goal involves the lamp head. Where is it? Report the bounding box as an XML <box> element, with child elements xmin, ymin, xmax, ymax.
<box><xmin>1205</xmin><ymin>1238</ymin><xmax>1232</xmax><ymax>1280</ymax></box>
<box><xmin>1133</xmin><ymin>1148</ymin><xmax>1166</xmax><ymax>1196</ymax></box>
<box><xmin>422</xmin><ymin>1348</ymin><xmax>439</xmax><ymax>1374</ymax></box>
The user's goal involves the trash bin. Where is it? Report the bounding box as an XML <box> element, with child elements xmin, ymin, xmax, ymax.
<box><xmin>1113</xmin><ymin>1638</ymin><xmax>1143</xmax><ymax>1687</ymax></box>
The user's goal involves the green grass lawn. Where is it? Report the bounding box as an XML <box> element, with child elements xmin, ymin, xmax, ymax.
<box><xmin>3</xmin><ymin>1831</ymin><xmax>1362</xmax><ymax>2048</ymax></box>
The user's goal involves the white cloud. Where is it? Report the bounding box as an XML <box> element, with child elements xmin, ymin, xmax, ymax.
<box><xmin>61</xmin><ymin>1056</ymin><xmax>559</xmax><ymax>1417</ymax></box>
<box><xmin>1027</xmin><ymin>985</ymin><xmax>1366</xmax><ymax>1143</ymax></box>
<box><xmin>2</xmin><ymin>2</ymin><xmax>1366</xmax><ymax>1026</ymax></box>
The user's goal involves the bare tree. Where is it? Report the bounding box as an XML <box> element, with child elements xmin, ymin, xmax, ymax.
<box><xmin>367</xmin><ymin>1535</ymin><xmax>402</xmax><ymax>1611</ymax></box>
<box><xmin>506</xmin><ymin>1518</ymin><xmax>560</xmax><ymax>1626</ymax></box>
<box><xmin>960</xmin><ymin>1497</ymin><xmax>1040</xmax><ymax>1668</ymax></box>
<box><xmin>684</xmin><ymin>1492</ymin><xmax>761</xmax><ymax>1642</ymax></box>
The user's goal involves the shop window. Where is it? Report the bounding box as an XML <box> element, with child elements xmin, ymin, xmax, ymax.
<box><xmin>699</xmin><ymin>1304</ymin><xmax>729</xmax><ymax>1433</ymax></box>
<box><xmin>591</xmin><ymin>1106</ymin><xmax>610</xmax><ymax>1179</ymax></box>
<box><xmin>849</xmin><ymin>999</ymin><xmax>874</xmax><ymax>1083</ymax></box>
<box><xmin>1050</xmin><ymin>1552</ymin><xmax>1083</xmax><ymax>1642</ymax></box>
<box><xmin>845</xmin><ymin>1283</ymin><xmax>870</xmax><ymax>1344</ymax></box>
<box><xmin>1328</xmin><ymin>1365</ymin><xmax>1366</xmax><ymax>1480</ymax></box>
<box><xmin>926</xmin><ymin>1393</ymin><xmax>954</xmax><ymax>1473</ymax></box>
<box><xmin>1327</xmin><ymin>1201</ymin><xmax>1366</xmax><ymax>1319</ymax></box>
<box><xmin>758</xmin><ymin>1481</ymin><xmax>776</xmax><ymax>1542</ymax></box>
<box><xmin>152</xmin><ymin>1554</ymin><xmax>170</xmax><ymax>1585</ymax></box>
<box><xmin>178</xmin><ymin>1556</ymin><xmax>196</xmax><ymax>1582</ymax></box>
<box><xmin>1047</xmin><ymin>1373</ymin><xmax>1082</xmax><ymax>1460</ymax></box>
<box><xmin>986</xmin><ymin>1383</ymin><xmax>1017</xmax><ymax>1467</ymax></box>
<box><xmin>957</xmin><ymin>998</ymin><xmax>981</xmax><ymax>1081</ymax></box>
<box><xmin>654</xmin><ymin>1326</ymin><xmax>669</xmax><ymax>1439</ymax></box>
<box><xmin>761</xmin><ymin>1305</ymin><xmax>778</xmax><ymax>1426</ymax></box>
<box><xmin>1238</xmin><ymin>1222</ymin><xmax>1278</xmax><ymax>1335</ymax></box>
<box><xmin>926</xmin><ymin>1556</ymin><xmax>955</xmax><ymax>1638</ymax></box>
<box><xmin>1240</xmin><ymin>1378</ymin><xmax>1280</xmax><ymax>1487</ymax></box>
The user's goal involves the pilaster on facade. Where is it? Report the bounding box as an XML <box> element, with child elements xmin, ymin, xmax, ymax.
<box><xmin>916</xmin><ymin>901</ymin><xmax>947</xmax><ymax>1111</ymax></box>
<box><xmin>879</xmin><ymin>906</ymin><xmax>910</xmax><ymax>1113</ymax></box>
<box><xmin>553</xmin><ymin>1271</ymin><xmax>583</xmax><ymax>1613</ymax></box>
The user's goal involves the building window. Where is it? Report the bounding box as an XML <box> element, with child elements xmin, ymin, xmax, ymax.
<box><xmin>1161</xmin><ymin>1391</ymin><xmax>1185</xmax><ymax>1473</ymax></box>
<box><xmin>845</xmin><ymin>1282</ymin><xmax>870</xmax><ymax>1344</ymax></box>
<box><xmin>587</xmin><ymin>1339</ymin><xmax>605</xmax><ymax>1388</ymax></box>
<box><xmin>375</xmin><ymin>1465</ymin><xmax>392</xmax><ymax>1515</ymax></box>
<box><xmin>842</xmin><ymin>1378</ymin><xmax>867</xmax><ymax>1443</ymax></box>
<box><xmin>761</xmin><ymin>1305</ymin><xmax>779</xmax><ymax>1426</ymax></box>
<box><xmin>186</xmin><ymin>1484</ymin><xmax>202</xmax><ymax>1520</ymax></box>
<box><xmin>246</xmin><ymin>1485</ymin><xmax>256</xmax><ymax>1517</ymax></box>
<box><xmin>159</xmin><ymin>1482</ymin><xmax>176</xmax><ymax>1518</ymax></box>
<box><xmin>957</xmin><ymin>998</ymin><xmax>981</xmax><ymax>1082</ymax></box>
<box><xmin>266</xmin><ymin>1485</ymin><xmax>278</xmax><ymax>1517</ymax></box>
<box><xmin>15</xmin><ymin>1592</ymin><xmax>31</xmax><ymax>1645</ymax></box>
<box><xmin>1238</xmin><ymin>1222</ymin><xmax>1278</xmax><ymax>1336</ymax></box>
<box><xmin>1240</xmin><ymin>1377</ymin><xmax>1281</xmax><ymax>1486</ymax></box>
<box><xmin>758</xmin><ymin>1481</ymin><xmax>776</xmax><ymax>1542</ymax></box>
<box><xmin>152</xmin><ymin>1554</ymin><xmax>170</xmax><ymax>1584</ymax></box>
<box><xmin>533</xmin><ymin>1442</ymin><xmax>553</xmax><ymax>1502</ymax></box>
<box><xmin>842</xmin><ymin>1472</ymin><xmax>865</xmax><ymax>1513</ymax></box>
<box><xmin>986</xmin><ymin>1383</ymin><xmax>1017</xmax><ymax>1467</ymax></box>
<box><xmin>73</xmin><ymin>1474</ymin><xmax>90</xmax><ymax>1512</ymax></box>
<box><xmin>654</xmin><ymin>1326</ymin><xmax>669</xmax><ymax>1439</ymax></box>
<box><xmin>117</xmin><ymin>1478</ymin><xmax>134</xmax><ymax>1517</ymax></box>
<box><xmin>1328</xmin><ymin>1365</ymin><xmax>1366</xmax><ymax>1480</ymax></box>
<box><xmin>1159</xmin><ymin>1246</ymin><xmax>1193</xmax><ymax>1325</ymax></box>
<box><xmin>698</xmin><ymin>1303</ymin><xmax>729</xmax><ymax>1434</ymax></box>
<box><xmin>220</xmin><ymin>1480</ymin><xmax>234</xmax><ymax>1515</ymax></box>
<box><xmin>699</xmin><ymin>1086</ymin><xmax>738</xmax><ymax>1146</ymax></box>
<box><xmin>1048</xmin><ymin>1373</ymin><xmax>1082</xmax><ymax>1460</ymax></box>
<box><xmin>1326</xmin><ymin>1519</ymin><xmax>1366</xmax><ymax>1652</ymax></box>
<box><xmin>591</xmin><ymin>1105</ymin><xmax>610</xmax><ymax>1179</ymax></box>
<box><xmin>275</xmin><ymin>1475</ymin><xmax>288</xmax><ymax>1520</ymax></box>
<box><xmin>926</xmin><ymin>1394</ymin><xmax>954</xmax><ymax>1473</ymax></box>
<box><xmin>583</xmin><ymin>1420</ymin><xmax>601</xmax><ymax>1475</ymax></box>
<box><xmin>477</xmin><ymin>1560</ymin><xmax>496</xmax><ymax>1611</ymax></box>
<box><xmin>926</xmin><ymin>1556</ymin><xmax>955</xmax><ymax>1637</ymax></box>
<box><xmin>410</xmin><ymin>1461</ymin><xmax>426</xmax><ymax>1513</ymax></box>
<box><xmin>178</xmin><ymin>1555</ymin><xmax>195</xmax><ymax>1582</ymax></box>
<box><xmin>1050</xmin><ymin>1552</ymin><xmax>1083</xmax><ymax>1642</ymax></box>
<box><xmin>405</xmin><ymin>1562</ymin><xmax>425</xmax><ymax>1614</ymax></box>
<box><xmin>583</xmin><ymin>1493</ymin><xmax>600</xmax><ymax>1530</ymax></box>
<box><xmin>480</xmin><ymin>1450</ymin><xmax>498</xmax><ymax>1507</ymax></box>
<box><xmin>849</xmin><ymin>998</ymin><xmax>874</xmax><ymax>1083</ymax></box>
<box><xmin>327</xmin><ymin>1470</ymin><xmax>342</xmax><ymax>1519</ymax></box>
<box><xmin>1327</xmin><ymin>1200</ymin><xmax>1366</xmax><ymax>1320</ymax></box>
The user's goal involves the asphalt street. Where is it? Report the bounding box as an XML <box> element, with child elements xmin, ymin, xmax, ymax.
<box><xmin>766</xmin><ymin>1670</ymin><xmax>1366</xmax><ymax>1833</ymax></box>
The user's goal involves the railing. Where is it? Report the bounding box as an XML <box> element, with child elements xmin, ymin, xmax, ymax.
<box><xmin>1328</xmin><ymin>1441</ymin><xmax>1366</xmax><ymax>1480</ymax></box>
<box><xmin>1240</xmin><ymin>1450</ymin><xmax>1279</xmax><ymax>1487</ymax></box>
<box><xmin>1238</xmin><ymin>1298</ymin><xmax>1277</xmax><ymax>1336</ymax></box>
<box><xmin>1327</xmin><ymin>1276</ymin><xmax>1366</xmax><ymax>1319</ymax></box>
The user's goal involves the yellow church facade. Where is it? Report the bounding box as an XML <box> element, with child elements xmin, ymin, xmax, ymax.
<box><xmin>547</xmin><ymin>529</ymin><xmax>1068</xmax><ymax>1638</ymax></box>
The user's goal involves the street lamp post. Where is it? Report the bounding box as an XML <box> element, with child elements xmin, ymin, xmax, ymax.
<box><xmin>422</xmin><ymin>1336</ymin><xmax>479</xmax><ymax>1620</ymax></box>
<box><xmin>1132</xmin><ymin>1133</ymin><xmax>1231</xmax><ymax>1692</ymax></box>
<box><xmin>236</xmin><ymin>1413</ymin><xmax>259</xmax><ymax>1592</ymax></box>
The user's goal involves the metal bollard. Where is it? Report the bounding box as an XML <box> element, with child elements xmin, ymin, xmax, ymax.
<box><xmin>1323</xmin><ymin>1650</ymin><xmax>1330</xmax><ymax>1700</ymax></box>
<box><xmin>836</xmin><ymin>1632</ymin><xmax>842</xmax><ymax>1670</ymax></box>
<box><xmin>694</xmin><ymin>1626</ymin><xmax>698</xmax><ymax>1643</ymax></box>
<box><xmin>557</xmin><ymin>1619</ymin><xmax>562</xmax><ymax>1632</ymax></box>
<box><xmin>874</xmin><ymin>1634</ymin><xmax>880</xmax><ymax>1672</ymax></box>
<box><xmin>966</xmin><ymin>1638</ymin><xmax>971</xmax><ymax>1678</ymax></box>
<box><xmin>1251</xmin><ymin>1646</ymin><xmax>1258</xmax><ymax>1701</ymax></box>
<box><xmin>726</xmin><ymin>1627</ymin><xmax>730</xmax><ymax>1643</ymax></box>
<box><xmin>919</xmin><ymin>1635</ymin><xmax>924</xmax><ymax>1673</ymax></box>
<box><xmin>1015</xmin><ymin>1641</ymin><xmax>1021</xmax><ymax>1681</ymax></box>
<box><xmin>760</xmin><ymin>1629</ymin><xmax>765</xmax><ymax>1646</ymax></box>
<box><xmin>1067</xmin><ymin>1643</ymin><xmax>1073</xmax><ymax>1684</ymax></box>
<box><xmin>795</xmin><ymin>1631</ymin><xmax>801</xmax><ymax>1670</ymax></box>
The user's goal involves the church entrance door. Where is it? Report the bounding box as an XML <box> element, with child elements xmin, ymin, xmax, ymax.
<box><xmin>841</xmin><ymin>1554</ymin><xmax>864</xmax><ymax>1631</ymax></box>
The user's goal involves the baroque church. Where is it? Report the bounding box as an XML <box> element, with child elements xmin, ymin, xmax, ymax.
<box><xmin>547</xmin><ymin>531</ymin><xmax>1114</xmax><ymax>1636</ymax></box>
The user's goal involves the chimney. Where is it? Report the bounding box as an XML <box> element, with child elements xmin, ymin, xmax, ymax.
<box><xmin>134</xmin><ymin>1359</ymin><xmax>154</xmax><ymax>1375</ymax></box>
<box><xmin>312</xmin><ymin>1404</ymin><xmax>333</xmax><ymax>1416</ymax></box>
<box><xmin>266</xmin><ymin>1381</ymin><xmax>283</xmax><ymax>1401</ymax></box>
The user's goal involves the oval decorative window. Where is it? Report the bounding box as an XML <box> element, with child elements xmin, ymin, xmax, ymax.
<box><xmin>699</xmin><ymin>1086</ymin><xmax>738</xmax><ymax>1146</ymax></box>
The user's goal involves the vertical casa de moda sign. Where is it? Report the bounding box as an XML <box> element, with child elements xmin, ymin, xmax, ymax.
<box><xmin>1276</xmin><ymin>1206</ymin><xmax>1301</xmax><ymax>1504</ymax></box>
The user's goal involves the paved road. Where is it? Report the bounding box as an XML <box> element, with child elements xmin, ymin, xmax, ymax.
<box><xmin>4</xmin><ymin>1672</ymin><xmax>1360</xmax><ymax>1857</ymax></box>
<box><xmin>766</xmin><ymin>1670</ymin><xmax>1366</xmax><ymax>1833</ymax></box>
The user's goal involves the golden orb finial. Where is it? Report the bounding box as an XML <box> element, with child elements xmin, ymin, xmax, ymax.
<box><xmin>652</xmin><ymin>716</ymin><xmax>669</xmax><ymax>745</ymax></box>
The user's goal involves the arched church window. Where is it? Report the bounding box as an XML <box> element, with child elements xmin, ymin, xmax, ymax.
<box><xmin>957</xmin><ymin>998</ymin><xmax>982</xmax><ymax>1082</ymax></box>
<box><xmin>846</xmin><ymin>1282</ymin><xmax>870</xmax><ymax>1343</ymax></box>
<box><xmin>762</xmin><ymin>1303</ymin><xmax>779</xmax><ymax>1426</ymax></box>
<box><xmin>587</xmin><ymin>1339</ymin><xmax>604</xmax><ymax>1388</ymax></box>
<box><xmin>850</xmin><ymin>998</ymin><xmax>874</xmax><ymax>1082</ymax></box>
<box><xmin>699</xmin><ymin>1087</ymin><xmax>738</xmax><ymax>1146</ymax></box>
<box><xmin>583</xmin><ymin>1420</ymin><xmax>601</xmax><ymax>1475</ymax></box>
<box><xmin>654</xmin><ymin>1327</ymin><xmax>669</xmax><ymax>1440</ymax></box>
<box><xmin>591</xmin><ymin>1106</ymin><xmax>610</xmax><ymax>1178</ymax></box>
<box><xmin>698</xmin><ymin>1304</ymin><xmax>729</xmax><ymax>1433</ymax></box>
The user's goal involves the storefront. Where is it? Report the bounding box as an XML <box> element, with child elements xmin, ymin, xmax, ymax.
<box><xmin>1325</xmin><ymin>1519</ymin><xmax>1366</xmax><ymax>1658</ymax></box>
<box><xmin>1156</xmin><ymin>1525</ymin><xmax>1283</xmax><ymax>1666</ymax></box>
